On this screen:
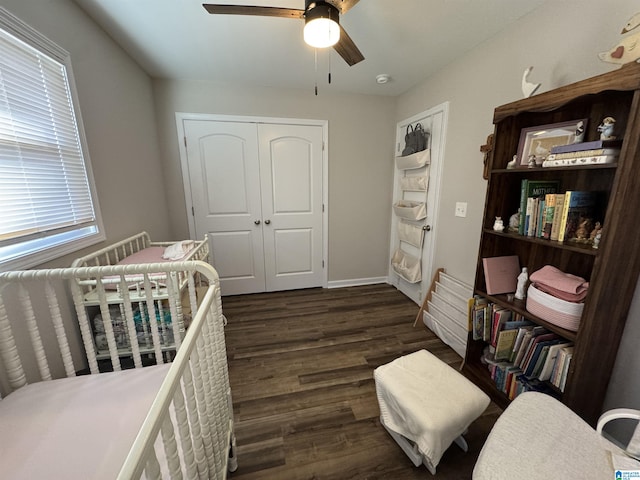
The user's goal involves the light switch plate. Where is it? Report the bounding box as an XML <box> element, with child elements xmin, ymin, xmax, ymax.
<box><xmin>455</xmin><ymin>202</ymin><xmax>467</xmax><ymax>217</ymax></box>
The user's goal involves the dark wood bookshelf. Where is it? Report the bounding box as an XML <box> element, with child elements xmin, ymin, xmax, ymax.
<box><xmin>464</xmin><ymin>62</ymin><xmax>640</xmax><ymax>426</ymax></box>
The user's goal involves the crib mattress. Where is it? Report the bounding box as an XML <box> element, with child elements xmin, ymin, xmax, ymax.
<box><xmin>0</xmin><ymin>364</ymin><xmax>171</xmax><ymax>479</ymax></box>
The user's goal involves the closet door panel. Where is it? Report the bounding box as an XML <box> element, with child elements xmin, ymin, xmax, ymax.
<box><xmin>184</xmin><ymin>120</ymin><xmax>266</xmax><ymax>295</ymax></box>
<box><xmin>259</xmin><ymin>123</ymin><xmax>324</xmax><ymax>292</ymax></box>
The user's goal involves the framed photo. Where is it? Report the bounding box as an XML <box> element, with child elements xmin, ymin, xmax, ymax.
<box><xmin>516</xmin><ymin>119</ymin><xmax>587</xmax><ymax>167</ymax></box>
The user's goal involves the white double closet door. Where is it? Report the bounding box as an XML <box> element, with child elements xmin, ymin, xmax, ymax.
<box><xmin>182</xmin><ymin>118</ymin><xmax>325</xmax><ymax>296</ymax></box>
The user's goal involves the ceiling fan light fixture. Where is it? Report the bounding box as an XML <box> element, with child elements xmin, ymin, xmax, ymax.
<box><xmin>304</xmin><ymin>3</ymin><xmax>340</xmax><ymax>48</ymax></box>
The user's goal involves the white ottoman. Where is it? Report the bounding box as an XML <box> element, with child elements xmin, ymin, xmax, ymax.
<box><xmin>374</xmin><ymin>349</ymin><xmax>490</xmax><ymax>474</ymax></box>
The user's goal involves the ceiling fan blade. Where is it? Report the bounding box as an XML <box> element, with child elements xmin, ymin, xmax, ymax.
<box><xmin>202</xmin><ymin>4</ymin><xmax>304</xmax><ymax>19</ymax></box>
<box><xmin>333</xmin><ymin>25</ymin><xmax>364</xmax><ymax>66</ymax></box>
<box><xmin>334</xmin><ymin>0</ymin><xmax>360</xmax><ymax>15</ymax></box>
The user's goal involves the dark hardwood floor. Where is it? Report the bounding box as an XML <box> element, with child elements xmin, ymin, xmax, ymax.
<box><xmin>222</xmin><ymin>284</ymin><xmax>501</xmax><ymax>479</ymax></box>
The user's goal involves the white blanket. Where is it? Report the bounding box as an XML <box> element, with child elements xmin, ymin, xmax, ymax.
<box><xmin>374</xmin><ymin>349</ymin><xmax>489</xmax><ymax>470</ymax></box>
<box><xmin>0</xmin><ymin>364</ymin><xmax>170</xmax><ymax>479</ymax></box>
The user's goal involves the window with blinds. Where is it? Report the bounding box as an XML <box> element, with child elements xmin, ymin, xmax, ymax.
<box><xmin>0</xmin><ymin>9</ymin><xmax>103</xmax><ymax>270</ymax></box>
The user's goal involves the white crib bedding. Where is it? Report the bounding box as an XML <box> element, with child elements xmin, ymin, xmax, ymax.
<box><xmin>0</xmin><ymin>364</ymin><xmax>171</xmax><ymax>480</ymax></box>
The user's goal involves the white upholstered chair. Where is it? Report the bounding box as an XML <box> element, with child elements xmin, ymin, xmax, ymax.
<box><xmin>473</xmin><ymin>391</ymin><xmax>640</xmax><ymax>479</ymax></box>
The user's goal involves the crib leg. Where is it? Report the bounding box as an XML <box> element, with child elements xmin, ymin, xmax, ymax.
<box><xmin>453</xmin><ymin>434</ymin><xmax>469</xmax><ymax>452</ymax></box>
<box><xmin>228</xmin><ymin>435</ymin><xmax>238</xmax><ymax>473</ymax></box>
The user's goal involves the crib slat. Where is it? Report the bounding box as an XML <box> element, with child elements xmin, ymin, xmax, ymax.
<box><xmin>45</xmin><ymin>281</ymin><xmax>76</xmax><ymax>378</ymax></box>
<box><xmin>144</xmin><ymin>450</ymin><xmax>162</xmax><ymax>480</ymax></box>
<box><xmin>142</xmin><ymin>274</ymin><xmax>164</xmax><ymax>363</ymax></box>
<box><xmin>120</xmin><ymin>277</ymin><xmax>143</xmax><ymax>369</ymax></box>
<box><xmin>173</xmin><ymin>383</ymin><xmax>199</xmax><ymax>479</ymax></box>
<box><xmin>69</xmin><ymin>279</ymin><xmax>100</xmax><ymax>375</ymax></box>
<box><xmin>0</xmin><ymin>298</ymin><xmax>26</xmax><ymax>393</ymax></box>
<box><xmin>19</xmin><ymin>285</ymin><xmax>52</xmax><ymax>382</ymax></box>
<box><xmin>182</xmin><ymin>362</ymin><xmax>209</xmax><ymax>478</ymax></box>
<box><xmin>160</xmin><ymin>413</ymin><xmax>183</xmax><ymax>479</ymax></box>
<box><xmin>95</xmin><ymin>278</ymin><xmax>122</xmax><ymax>371</ymax></box>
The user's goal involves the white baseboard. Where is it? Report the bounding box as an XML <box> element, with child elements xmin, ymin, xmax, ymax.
<box><xmin>327</xmin><ymin>276</ymin><xmax>389</xmax><ymax>289</ymax></box>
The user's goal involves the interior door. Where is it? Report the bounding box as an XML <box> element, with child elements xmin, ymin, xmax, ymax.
<box><xmin>183</xmin><ymin>120</ymin><xmax>266</xmax><ymax>294</ymax></box>
<box><xmin>258</xmin><ymin>123</ymin><xmax>324</xmax><ymax>291</ymax></box>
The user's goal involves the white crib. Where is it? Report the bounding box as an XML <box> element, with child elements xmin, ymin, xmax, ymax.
<box><xmin>0</xmin><ymin>260</ymin><xmax>236</xmax><ymax>479</ymax></box>
<box><xmin>70</xmin><ymin>232</ymin><xmax>209</xmax><ymax>363</ymax></box>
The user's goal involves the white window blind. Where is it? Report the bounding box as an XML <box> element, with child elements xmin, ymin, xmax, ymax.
<box><xmin>0</xmin><ymin>9</ymin><xmax>103</xmax><ymax>270</ymax></box>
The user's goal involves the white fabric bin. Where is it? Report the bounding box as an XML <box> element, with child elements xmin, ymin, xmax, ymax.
<box><xmin>397</xmin><ymin>220</ymin><xmax>425</xmax><ymax>248</ymax></box>
<box><xmin>395</xmin><ymin>149</ymin><xmax>431</xmax><ymax>170</ymax></box>
<box><xmin>400</xmin><ymin>174</ymin><xmax>429</xmax><ymax>192</ymax></box>
<box><xmin>391</xmin><ymin>249</ymin><xmax>422</xmax><ymax>283</ymax></box>
<box><xmin>393</xmin><ymin>200</ymin><xmax>427</xmax><ymax>220</ymax></box>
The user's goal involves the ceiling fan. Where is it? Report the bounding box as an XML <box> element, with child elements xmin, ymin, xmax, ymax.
<box><xmin>202</xmin><ymin>1</ymin><xmax>365</xmax><ymax>66</ymax></box>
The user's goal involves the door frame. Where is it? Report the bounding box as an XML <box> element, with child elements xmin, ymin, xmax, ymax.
<box><xmin>389</xmin><ymin>102</ymin><xmax>448</xmax><ymax>304</ymax></box>
<box><xmin>175</xmin><ymin>112</ymin><xmax>329</xmax><ymax>289</ymax></box>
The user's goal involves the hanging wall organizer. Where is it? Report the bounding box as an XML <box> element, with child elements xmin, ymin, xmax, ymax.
<box><xmin>391</xmin><ymin>148</ymin><xmax>431</xmax><ymax>284</ymax></box>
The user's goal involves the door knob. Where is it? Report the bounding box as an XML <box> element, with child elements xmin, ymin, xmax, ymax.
<box><xmin>254</xmin><ymin>220</ymin><xmax>261</xmax><ymax>225</ymax></box>
<box><xmin>265</xmin><ymin>220</ymin><xmax>271</xmax><ymax>225</ymax></box>
<box><xmin>423</xmin><ymin>225</ymin><xmax>431</xmax><ymax>231</ymax></box>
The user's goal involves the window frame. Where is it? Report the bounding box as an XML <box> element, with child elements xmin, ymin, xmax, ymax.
<box><xmin>0</xmin><ymin>8</ymin><xmax>105</xmax><ymax>271</ymax></box>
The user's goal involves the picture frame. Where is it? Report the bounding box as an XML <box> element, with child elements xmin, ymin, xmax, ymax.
<box><xmin>516</xmin><ymin>119</ymin><xmax>588</xmax><ymax>167</ymax></box>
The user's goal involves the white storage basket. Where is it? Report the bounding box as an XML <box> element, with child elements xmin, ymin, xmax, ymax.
<box><xmin>397</xmin><ymin>220</ymin><xmax>425</xmax><ymax>248</ymax></box>
<box><xmin>400</xmin><ymin>175</ymin><xmax>429</xmax><ymax>192</ymax></box>
<box><xmin>391</xmin><ymin>249</ymin><xmax>422</xmax><ymax>283</ymax></box>
<box><xmin>395</xmin><ymin>149</ymin><xmax>431</xmax><ymax>170</ymax></box>
<box><xmin>393</xmin><ymin>200</ymin><xmax>427</xmax><ymax>220</ymax></box>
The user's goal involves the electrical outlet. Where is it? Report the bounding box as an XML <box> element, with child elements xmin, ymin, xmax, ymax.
<box><xmin>455</xmin><ymin>202</ymin><xmax>467</xmax><ymax>217</ymax></box>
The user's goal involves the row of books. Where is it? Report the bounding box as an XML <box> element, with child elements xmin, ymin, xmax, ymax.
<box><xmin>518</xmin><ymin>180</ymin><xmax>601</xmax><ymax>242</ymax></box>
<box><xmin>471</xmin><ymin>296</ymin><xmax>526</xmax><ymax>346</ymax></box>
<box><xmin>472</xmin><ymin>296</ymin><xmax>574</xmax><ymax>395</ymax></box>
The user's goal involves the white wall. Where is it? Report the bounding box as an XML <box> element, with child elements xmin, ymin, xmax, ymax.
<box><xmin>395</xmin><ymin>0</ymin><xmax>640</xmax><ymax>423</ymax></box>
<box><xmin>1</xmin><ymin>0</ymin><xmax>171</xmax><ymax>268</ymax></box>
<box><xmin>153</xmin><ymin>79</ymin><xmax>396</xmax><ymax>282</ymax></box>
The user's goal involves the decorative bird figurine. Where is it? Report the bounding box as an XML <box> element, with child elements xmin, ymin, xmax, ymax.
<box><xmin>521</xmin><ymin>66</ymin><xmax>541</xmax><ymax>98</ymax></box>
<box><xmin>597</xmin><ymin>117</ymin><xmax>616</xmax><ymax>140</ymax></box>
<box><xmin>599</xmin><ymin>11</ymin><xmax>640</xmax><ymax>65</ymax></box>
<box><xmin>599</xmin><ymin>31</ymin><xmax>640</xmax><ymax>64</ymax></box>
<box><xmin>622</xmin><ymin>11</ymin><xmax>640</xmax><ymax>33</ymax></box>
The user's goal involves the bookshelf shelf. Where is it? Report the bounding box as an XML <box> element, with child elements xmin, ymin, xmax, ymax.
<box><xmin>473</xmin><ymin>290</ymin><xmax>578</xmax><ymax>342</ymax></box>
<box><xmin>464</xmin><ymin>63</ymin><xmax>640</xmax><ymax>426</ymax></box>
<box><xmin>482</xmin><ymin>230</ymin><xmax>599</xmax><ymax>256</ymax></box>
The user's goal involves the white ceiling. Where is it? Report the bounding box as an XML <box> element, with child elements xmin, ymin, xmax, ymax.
<box><xmin>73</xmin><ymin>0</ymin><xmax>549</xmax><ymax>96</ymax></box>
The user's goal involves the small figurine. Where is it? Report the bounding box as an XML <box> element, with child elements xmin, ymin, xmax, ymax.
<box><xmin>597</xmin><ymin>116</ymin><xmax>617</xmax><ymax>140</ymax></box>
<box><xmin>506</xmin><ymin>155</ymin><xmax>517</xmax><ymax>169</ymax></box>
<box><xmin>574</xmin><ymin>120</ymin><xmax>586</xmax><ymax>143</ymax></box>
<box><xmin>493</xmin><ymin>216</ymin><xmax>505</xmax><ymax>232</ymax></box>
<box><xmin>575</xmin><ymin>217</ymin><xmax>593</xmax><ymax>241</ymax></box>
<box><xmin>590</xmin><ymin>221</ymin><xmax>602</xmax><ymax>242</ymax></box>
<box><xmin>593</xmin><ymin>230</ymin><xmax>602</xmax><ymax>249</ymax></box>
<box><xmin>527</xmin><ymin>155</ymin><xmax>536</xmax><ymax>168</ymax></box>
<box><xmin>521</xmin><ymin>66</ymin><xmax>541</xmax><ymax>98</ymax></box>
<box><xmin>515</xmin><ymin>267</ymin><xmax>528</xmax><ymax>300</ymax></box>
<box><xmin>508</xmin><ymin>209</ymin><xmax>520</xmax><ymax>232</ymax></box>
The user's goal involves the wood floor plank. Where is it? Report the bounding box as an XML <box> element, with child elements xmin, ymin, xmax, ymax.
<box><xmin>223</xmin><ymin>284</ymin><xmax>500</xmax><ymax>479</ymax></box>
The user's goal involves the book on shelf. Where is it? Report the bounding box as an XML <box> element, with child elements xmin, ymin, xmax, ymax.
<box><xmin>543</xmin><ymin>153</ymin><xmax>619</xmax><ymax>168</ymax></box>
<box><xmin>551</xmin><ymin>345</ymin><xmax>574</xmax><ymax>391</ymax></box>
<box><xmin>482</xmin><ymin>255</ymin><xmax>520</xmax><ymax>295</ymax></box>
<box><xmin>518</xmin><ymin>180</ymin><xmax>561</xmax><ymax>235</ymax></box>
<box><xmin>523</xmin><ymin>337</ymin><xmax>561</xmax><ymax>378</ymax></box>
<box><xmin>538</xmin><ymin>342</ymin><xmax>573</xmax><ymax>381</ymax></box>
<box><xmin>509</xmin><ymin>325</ymin><xmax>535</xmax><ymax>363</ymax></box>
<box><xmin>549</xmin><ymin>193</ymin><xmax>566</xmax><ymax>241</ymax></box>
<box><xmin>542</xmin><ymin>193</ymin><xmax>556</xmax><ymax>239</ymax></box>
<box><xmin>557</xmin><ymin>191</ymin><xmax>600</xmax><ymax>242</ymax></box>
<box><xmin>490</xmin><ymin>307</ymin><xmax>512</xmax><ymax>347</ymax></box>
<box><xmin>550</xmin><ymin>139</ymin><xmax>622</xmax><ymax>154</ymax></box>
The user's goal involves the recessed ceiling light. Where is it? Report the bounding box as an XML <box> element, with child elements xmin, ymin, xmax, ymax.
<box><xmin>376</xmin><ymin>74</ymin><xmax>391</xmax><ymax>84</ymax></box>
